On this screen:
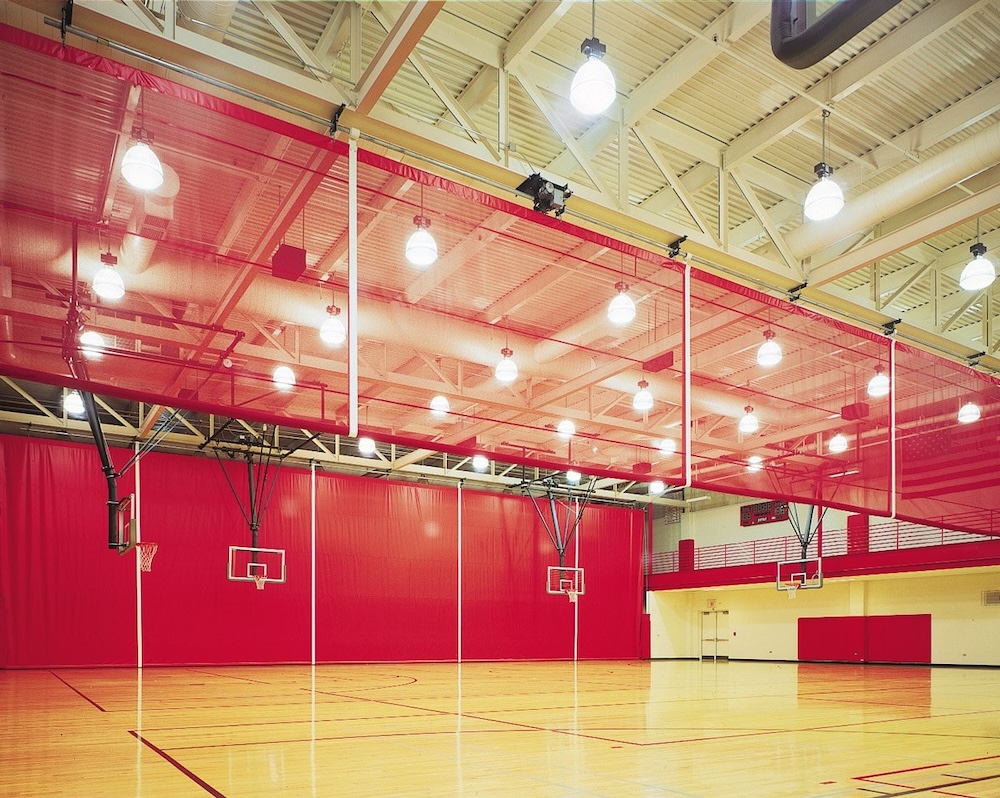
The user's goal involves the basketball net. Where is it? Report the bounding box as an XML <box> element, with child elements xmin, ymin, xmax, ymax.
<box><xmin>253</xmin><ymin>573</ymin><xmax>266</xmax><ymax>591</ymax></box>
<box><xmin>136</xmin><ymin>541</ymin><xmax>158</xmax><ymax>573</ymax></box>
<box><xmin>567</xmin><ymin>590</ymin><xmax>578</xmax><ymax>603</ymax></box>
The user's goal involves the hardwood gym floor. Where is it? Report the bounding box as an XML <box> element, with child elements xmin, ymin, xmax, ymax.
<box><xmin>2</xmin><ymin>660</ymin><xmax>999</xmax><ymax>797</ymax></box>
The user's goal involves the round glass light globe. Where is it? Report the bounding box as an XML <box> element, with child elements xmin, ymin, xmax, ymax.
<box><xmin>570</xmin><ymin>57</ymin><xmax>616</xmax><ymax>115</ymax></box>
<box><xmin>633</xmin><ymin>387</ymin><xmax>653</xmax><ymax>412</ymax></box>
<box><xmin>405</xmin><ymin>226</ymin><xmax>437</xmax><ymax>267</ymax></box>
<box><xmin>756</xmin><ymin>338</ymin><xmax>782</xmax><ymax>367</ymax></box>
<box><xmin>495</xmin><ymin>356</ymin><xmax>518</xmax><ymax>383</ymax></box>
<box><xmin>430</xmin><ymin>395</ymin><xmax>450</xmax><ymax>417</ymax></box>
<box><xmin>957</xmin><ymin>402</ymin><xmax>981</xmax><ymax>424</ymax></box>
<box><xmin>556</xmin><ymin>419</ymin><xmax>576</xmax><ymax>439</ymax></box>
<box><xmin>80</xmin><ymin>330</ymin><xmax>105</xmax><ymax>359</ymax></box>
<box><xmin>471</xmin><ymin>454</ymin><xmax>489</xmax><ymax>472</ymax></box>
<box><xmin>607</xmin><ymin>291</ymin><xmax>636</xmax><ymax>325</ymax></box>
<box><xmin>659</xmin><ymin>438</ymin><xmax>677</xmax><ymax>456</ymax></box>
<box><xmin>320</xmin><ymin>315</ymin><xmax>346</xmax><ymax>346</ymax></box>
<box><xmin>273</xmin><ymin>365</ymin><xmax>296</xmax><ymax>390</ymax></box>
<box><xmin>566</xmin><ymin>470</ymin><xmax>582</xmax><ymax>485</ymax></box>
<box><xmin>357</xmin><ymin>437</ymin><xmax>377</xmax><ymax>456</ymax></box>
<box><xmin>739</xmin><ymin>411</ymin><xmax>759</xmax><ymax>435</ymax></box>
<box><xmin>121</xmin><ymin>142</ymin><xmax>164</xmax><ymax>191</ymax></box>
<box><xmin>959</xmin><ymin>254</ymin><xmax>996</xmax><ymax>291</ymax></box>
<box><xmin>649</xmin><ymin>479</ymin><xmax>665</xmax><ymax>495</ymax></box>
<box><xmin>93</xmin><ymin>267</ymin><xmax>125</xmax><ymax>300</ymax></box>
<box><xmin>867</xmin><ymin>371</ymin><xmax>890</xmax><ymax>398</ymax></box>
<box><xmin>63</xmin><ymin>391</ymin><xmax>85</xmax><ymax>416</ymax></box>
<box><xmin>828</xmin><ymin>432</ymin><xmax>848</xmax><ymax>454</ymax></box>
<box><xmin>804</xmin><ymin>176</ymin><xmax>844</xmax><ymax>221</ymax></box>
<box><xmin>746</xmin><ymin>455</ymin><xmax>764</xmax><ymax>473</ymax></box>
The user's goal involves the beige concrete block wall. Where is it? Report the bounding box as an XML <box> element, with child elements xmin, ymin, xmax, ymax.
<box><xmin>649</xmin><ymin>567</ymin><xmax>1000</xmax><ymax>666</ymax></box>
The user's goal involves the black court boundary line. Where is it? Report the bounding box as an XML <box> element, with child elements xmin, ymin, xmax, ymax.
<box><xmin>855</xmin><ymin>771</ymin><xmax>1000</xmax><ymax>797</ymax></box>
<box><xmin>129</xmin><ymin>730</ymin><xmax>226</xmax><ymax>798</ymax></box>
<box><xmin>49</xmin><ymin>671</ymin><xmax>105</xmax><ymax>712</ymax></box>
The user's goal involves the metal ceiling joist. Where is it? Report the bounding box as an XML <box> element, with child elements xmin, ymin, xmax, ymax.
<box><xmin>354</xmin><ymin>1</ymin><xmax>445</xmax><ymax>115</ymax></box>
<box><xmin>724</xmin><ymin>0</ymin><xmax>985</xmax><ymax>169</ymax></box>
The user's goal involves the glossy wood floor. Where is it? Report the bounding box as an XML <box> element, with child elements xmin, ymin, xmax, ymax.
<box><xmin>3</xmin><ymin>660</ymin><xmax>1000</xmax><ymax>797</ymax></box>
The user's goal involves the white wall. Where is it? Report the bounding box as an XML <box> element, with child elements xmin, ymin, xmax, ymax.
<box><xmin>675</xmin><ymin>503</ymin><xmax>849</xmax><ymax>548</ymax></box>
<box><xmin>649</xmin><ymin>566</ymin><xmax>1000</xmax><ymax>666</ymax></box>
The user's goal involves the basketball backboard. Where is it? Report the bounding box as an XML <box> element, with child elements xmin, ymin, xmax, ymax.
<box><xmin>228</xmin><ymin>546</ymin><xmax>286</xmax><ymax>586</ymax></box>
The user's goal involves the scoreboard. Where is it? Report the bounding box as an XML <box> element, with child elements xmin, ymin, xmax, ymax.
<box><xmin>739</xmin><ymin>500</ymin><xmax>789</xmax><ymax>527</ymax></box>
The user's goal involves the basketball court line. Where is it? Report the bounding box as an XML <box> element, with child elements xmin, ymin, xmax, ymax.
<box><xmin>129</xmin><ymin>731</ymin><xmax>226</xmax><ymax>798</ymax></box>
<box><xmin>48</xmin><ymin>671</ymin><xmax>106</xmax><ymax>712</ymax></box>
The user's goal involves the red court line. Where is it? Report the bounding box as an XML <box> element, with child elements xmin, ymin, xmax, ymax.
<box><xmin>129</xmin><ymin>731</ymin><xmax>226</xmax><ymax>798</ymax></box>
<box><xmin>48</xmin><ymin>671</ymin><xmax>105</xmax><ymax>712</ymax></box>
<box><xmin>166</xmin><ymin>727</ymin><xmax>538</xmax><ymax>751</ymax></box>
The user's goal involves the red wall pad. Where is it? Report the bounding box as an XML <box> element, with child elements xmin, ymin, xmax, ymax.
<box><xmin>798</xmin><ymin>617</ymin><xmax>866</xmax><ymax>663</ymax></box>
<box><xmin>799</xmin><ymin>615</ymin><xmax>932</xmax><ymax>664</ymax></box>
<box><xmin>866</xmin><ymin>615</ymin><xmax>931</xmax><ymax>664</ymax></box>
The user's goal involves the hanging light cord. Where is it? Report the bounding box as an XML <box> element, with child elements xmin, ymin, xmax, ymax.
<box><xmin>820</xmin><ymin>109</ymin><xmax>829</xmax><ymax>164</ymax></box>
<box><xmin>591</xmin><ymin>0</ymin><xmax>596</xmax><ymax>38</ymax></box>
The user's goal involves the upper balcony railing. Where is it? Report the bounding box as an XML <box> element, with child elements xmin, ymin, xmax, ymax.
<box><xmin>649</xmin><ymin>520</ymin><xmax>992</xmax><ymax>575</ymax></box>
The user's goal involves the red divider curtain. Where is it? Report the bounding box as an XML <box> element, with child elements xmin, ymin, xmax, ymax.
<box><xmin>1</xmin><ymin>435</ymin><xmax>643</xmax><ymax>667</ymax></box>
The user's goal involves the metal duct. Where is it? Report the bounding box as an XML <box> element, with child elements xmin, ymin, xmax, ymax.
<box><xmin>788</xmin><ymin>123</ymin><xmax>1000</xmax><ymax>259</ymax></box>
<box><xmin>178</xmin><ymin>0</ymin><xmax>239</xmax><ymax>42</ymax></box>
<box><xmin>0</xmin><ymin>266</ymin><xmax>17</xmax><ymax>363</ymax></box>
<box><xmin>119</xmin><ymin>164</ymin><xmax>180</xmax><ymax>275</ymax></box>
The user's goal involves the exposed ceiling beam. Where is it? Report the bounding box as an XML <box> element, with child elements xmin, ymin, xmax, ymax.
<box><xmin>355</xmin><ymin>1</ymin><xmax>445</xmax><ymax>115</ymax></box>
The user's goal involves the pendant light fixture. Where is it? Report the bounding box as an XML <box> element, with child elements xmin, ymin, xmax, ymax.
<box><xmin>803</xmin><ymin>110</ymin><xmax>844</xmax><ymax>222</ymax></box>
<box><xmin>557</xmin><ymin>419</ymin><xmax>576</xmax><ymax>440</ymax></box>
<box><xmin>570</xmin><ymin>0</ymin><xmax>616</xmax><ymax>115</ymax></box>
<box><xmin>658</xmin><ymin>438</ymin><xmax>677</xmax><ymax>456</ymax></box>
<box><xmin>358</xmin><ymin>437</ymin><xmax>377</xmax><ymax>456</ymax></box>
<box><xmin>608</xmin><ymin>281</ymin><xmax>636</xmax><ymax>325</ymax></box>
<box><xmin>959</xmin><ymin>219</ymin><xmax>996</xmax><ymax>291</ymax></box>
<box><xmin>957</xmin><ymin>401</ymin><xmax>981</xmax><ymax>424</ymax></box>
<box><xmin>566</xmin><ymin>469</ymin><xmax>582</xmax><ymax>485</ymax></box>
<box><xmin>746</xmin><ymin>455</ymin><xmax>764</xmax><ymax>473</ymax></box>
<box><xmin>495</xmin><ymin>347</ymin><xmax>518</xmax><ymax>383</ymax></box>
<box><xmin>320</xmin><ymin>304</ymin><xmax>346</xmax><ymax>346</ymax></box>
<box><xmin>80</xmin><ymin>329</ymin><xmax>105</xmax><ymax>360</ymax></box>
<box><xmin>405</xmin><ymin>183</ymin><xmax>437</xmax><ymax>268</ymax></box>
<box><xmin>92</xmin><ymin>252</ymin><xmax>125</xmax><ymax>301</ymax></box>
<box><xmin>121</xmin><ymin>91</ymin><xmax>164</xmax><ymax>191</ymax></box>
<box><xmin>828</xmin><ymin>432</ymin><xmax>848</xmax><ymax>454</ymax></box>
<box><xmin>756</xmin><ymin>328</ymin><xmax>782</xmax><ymax>367</ymax></box>
<box><xmin>649</xmin><ymin>480</ymin><xmax>665</xmax><ymax>496</ymax></box>
<box><xmin>739</xmin><ymin>405</ymin><xmax>759</xmax><ymax>434</ymax></box>
<box><xmin>430</xmin><ymin>395</ymin><xmax>450</xmax><ymax>417</ymax></box>
<box><xmin>63</xmin><ymin>389</ymin><xmax>85</xmax><ymax>417</ymax></box>
<box><xmin>272</xmin><ymin>365</ymin><xmax>296</xmax><ymax>390</ymax></box>
<box><xmin>867</xmin><ymin>365</ymin><xmax>890</xmax><ymax>398</ymax></box>
<box><xmin>632</xmin><ymin>379</ymin><xmax>653</xmax><ymax>412</ymax></box>
<box><xmin>471</xmin><ymin>454</ymin><xmax>490</xmax><ymax>472</ymax></box>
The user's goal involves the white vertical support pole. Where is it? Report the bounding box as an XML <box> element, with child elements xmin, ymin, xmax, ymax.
<box><xmin>348</xmin><ymin>130</ymin><xmax>359</xmax><ymax>438</ymax></box>
<box><xmin>311</xmin><ymin>459</ymin><xmax>317</xmax><ymax>665</ymax></box>
<box><xmin>573</xmin><ymin>497</ymin><xmax>580</xmax><ymax>663</ymax></box>
<box><xmin>618</xmin><ymin>104</ymin><xmax>629</xmax><ymax>211</ymax></box>
<box><xmin>682</xmin><ymin>262</ymin><xmax>692</xmax><ymax>488</ymax></box>
<box><xmin>457</xmin><ymin>481</ymin><xmax>463</xmax><ymax>664</ymax></box>
<box><xmin>498</xmin><ymin>68</ymin><xmax>509</xmax><ymax>170</ymax></box>
<box><xmin>889</xmin><ymin>338</ymin><xmax>897</xmax><ymax>519</ymax></box>
<box><xmin>135</xmin><ymin>440</ymin><xmax>142</xmax><ymax>669</ymax></box>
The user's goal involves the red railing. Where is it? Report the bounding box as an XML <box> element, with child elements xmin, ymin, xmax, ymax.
<box><xmin>651</xmin><ymin>520</ymin><xmax>992</xmax><ymax>574</ymax></box>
